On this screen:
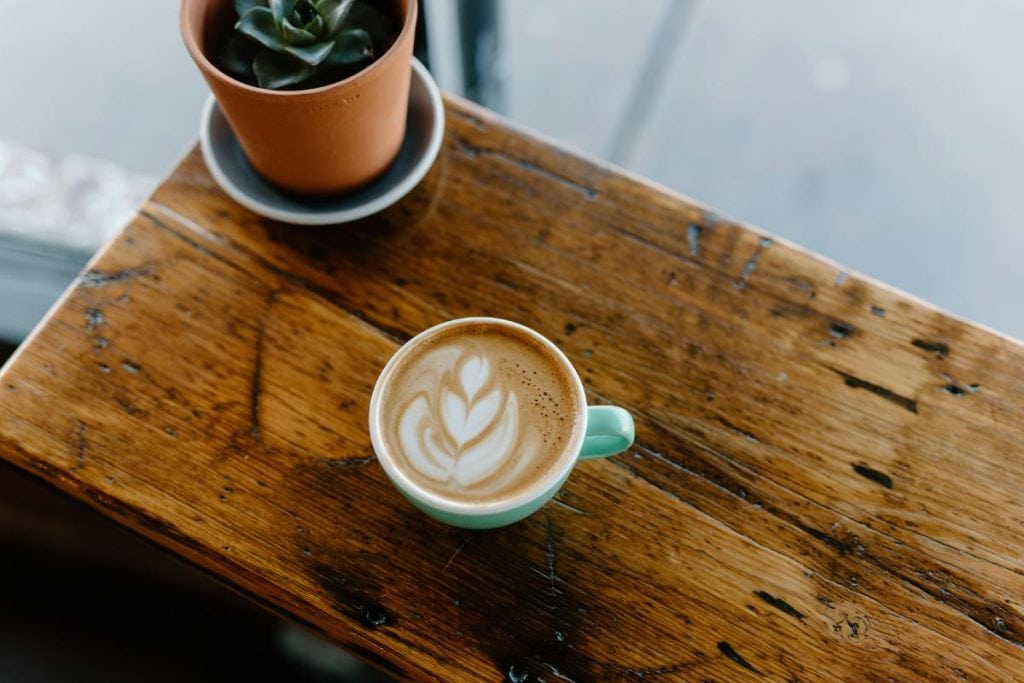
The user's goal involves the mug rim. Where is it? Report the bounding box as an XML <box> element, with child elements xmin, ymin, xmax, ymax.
<box><xmin>368</xmin><ymin>317</ymin><xmax>588</xmax><ymax>516</ymax></box>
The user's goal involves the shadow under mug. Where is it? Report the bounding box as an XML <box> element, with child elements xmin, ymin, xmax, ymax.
<box><xmin>368</xmin><ymin>317</ymin><xmax>635</xmax><ymax>529</ymax></box>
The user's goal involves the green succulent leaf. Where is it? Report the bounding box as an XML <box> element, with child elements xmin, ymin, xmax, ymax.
<box><xmin>324</xmin><ymin>28</ymin><xmax>373</xmax><ymax>66</ymax></box>
<box><xmin>344</xmin><ymin>2</ymin><xmax>393</xmax><ymax>45</ymax></box>
<box><xmin>318</xmin><ymin>0</ymin><xmax>356</xmax><ymax>35</ymax></box>
<box><xmin>222</xmin><ymin>0</ymin><xmax>398</xmax><ymax>90</ymax></box>
<box><xmin>311</xmin><ymin>0</ymin><xmax>335</xmax><ymax>20</ymax></box>
<box><xmin>236</xmin><ymin>7</ymin><xmax>286</xmax><ymax>51</ymax></box>
<box><xmin>292</xmin><ymin>1</ymin><xmax>318</xmax><ymax>26</ymax></box>
<box><xmin>218</xmin><ymin>34</ymin><xmax>258</xmax><ymax>82</ymax></box>
<box><xmin>284</xmin><ymin>39</ymin><xmax>335</xmax><ymax>66</ymax></box>
<box><xmin>303</xmin><ymin>14</ymin><xmax>324</xmax><ymax>36</ymax></box>
<box><xmin>234</xmin><ymin>0</ymin><xmax>265</xmax><ymax>16</ymax></box>
<box><xmin>253</xmin><ymin>50</ymin><xmax>315</xmax><ymax>89</ymax></box>
<box><xmin>281</xmin><ymin>17</ymin><xmax>316</xmax><ymax>44</ymax></box>
<box><xmin>268</xmin><ymin>0</ymin><xmax>297</xmax><ymax>26</ymax></box>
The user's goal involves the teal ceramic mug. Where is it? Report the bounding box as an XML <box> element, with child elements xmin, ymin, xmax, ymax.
<box><xmin>369</xmin><ymin>317</ymin><xmax>634</xmax><ymax>528</ymax></box>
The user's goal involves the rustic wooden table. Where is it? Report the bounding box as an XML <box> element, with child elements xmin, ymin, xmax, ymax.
<box><xmin>2</xmin><ymin>95</ymin><xmax>1023</xmax><ymax>682</ymax></box>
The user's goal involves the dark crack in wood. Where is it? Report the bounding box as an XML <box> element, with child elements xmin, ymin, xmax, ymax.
<box><xmin>717</xmin><ymin>641</ymin><xmax>760</xmax><ymax>674</ymax></box>
<box><xmin>81</xmin><ymin>266</ymin><xmax>154</xmax><ymax>287</ymax></box>
<box><xmin>754</xmin><ymin>590</ymin><xmax>806</xmax><ymax>620</ymax></box>
<box><xmin>716</xmin><ymin>415</ymin><xmax>758</xmax><ymax>443</ymax></box>
<box><xmin>323</xmin><ymin>455</ymin><xmax>377</xmax><ymax>468</ymax></box>
<box><xmin>912</xmin><ymin>339</ymin><xmax>950</xmax><ymax>359</ymax></box>
<box><xmin>310</xmin><ymin>563</ymin><xmax>396</xmax><ymax>631</ymax></box>
<box><xmin>852</xmin><ymin>463</ymin><xmax>894</xmax><ymax>489</ymax></box>
<box><xmin>828</xmin><ymin>366</ymin><xmax>918</xmax><ymax>414</ymax></box>
<box><xmin>829</xmin><ymin>321</ymin><xmax>855</xmax><ymax>339</ymax></box>
<box><xmin>85</xmin><ymin>308</ymin><xmax>105</xmax><ymax>331</ymax></box>
<box><xmin>798</xmin><ymin>522</ymin><xmax>865</xmax><ymax>556</ymax></box>
<box><xmin>735</xmin><ymin>237</ymin><xmax>773</xmax><ymax>289</ymax></box>
<box><xmin>687</xmin><ymin>223</ymin><xmax>702</xmax><ymax>257</ymax></box>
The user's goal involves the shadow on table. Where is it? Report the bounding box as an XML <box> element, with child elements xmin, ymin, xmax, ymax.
<box><xmin>0</xmin><ymin>345</ymin><xmax>392</xmax><ymax>683</ymax></box>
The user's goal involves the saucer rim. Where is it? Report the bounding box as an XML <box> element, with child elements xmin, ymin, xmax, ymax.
<box><xmin>199</xmin><ymin>57</ymin><xmax>444</xmax><ymax>226</ymax></box>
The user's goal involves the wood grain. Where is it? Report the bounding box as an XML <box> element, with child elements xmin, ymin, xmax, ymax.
<box><xmin>2</xmin><ymin>94</ymin><xmax>1023</xmax><ymax>681</ymax></box>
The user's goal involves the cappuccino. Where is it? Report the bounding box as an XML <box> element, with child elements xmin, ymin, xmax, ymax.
<box><xmin>373</xmin><ymin>320</ymin><xmax>582</xmax><ymax>504</ymax></box>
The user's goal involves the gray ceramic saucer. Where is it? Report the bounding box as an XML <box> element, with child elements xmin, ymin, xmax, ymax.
<box><xmin>199</xmin><ymin>58</ymin><xmax>443</xmax><ymax>226</ymax></box>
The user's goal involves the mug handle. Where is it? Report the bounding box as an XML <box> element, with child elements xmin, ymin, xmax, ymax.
<box><xmin>579</xmin><ymin>406</ymin><xmax>635</xmax><ymax>459</ymax></box>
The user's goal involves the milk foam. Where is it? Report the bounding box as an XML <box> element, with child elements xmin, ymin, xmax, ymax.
<box><xmin>378</xmin><ymin>323</ymin><xmax>579</xmax><ymax>504</ymax></box>
<box><xmin>397</xmin><ymin>351</ymin><xmax>535</xmax><ymax>488</ymax></box>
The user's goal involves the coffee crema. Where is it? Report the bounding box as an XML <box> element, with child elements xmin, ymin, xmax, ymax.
<box><xmin>374</xmin><ymin>321</ymin><xmax>582</xmax><ymax>504</ymax></box>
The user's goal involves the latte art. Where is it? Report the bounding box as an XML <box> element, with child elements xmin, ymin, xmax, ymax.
<box><xmin>374</xmin><ymin>321</ymin><xmax>582</xmax><ymax>504</ymax></box>
<box><xmin>398</xmin><ymin>352</ymin><xmax>536</xmax><ymax>488</ymax></box>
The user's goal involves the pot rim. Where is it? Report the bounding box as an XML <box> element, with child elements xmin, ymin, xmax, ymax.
<box><xmin>180</xmin><ymin>0</ymin><xmax>417</xmax><ymax>97</ymax></box>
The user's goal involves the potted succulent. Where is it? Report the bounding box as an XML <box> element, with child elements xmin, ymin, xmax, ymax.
<box><xmin>181</xmin><ymin>0</ymin><xmax>417</xmax><ymax>195</ymax></box>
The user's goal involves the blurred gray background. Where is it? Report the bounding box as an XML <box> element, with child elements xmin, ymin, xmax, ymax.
<box><xmin>2</xmin><ymin>0</ymin><xmax>1023</xmax><ymax>339</ymax></box>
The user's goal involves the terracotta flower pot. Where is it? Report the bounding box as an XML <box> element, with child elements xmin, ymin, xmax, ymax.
<box><xmin>180</xmin><ymin>0</ymin><xmax>417</xmax><ymax>195</ymax></box>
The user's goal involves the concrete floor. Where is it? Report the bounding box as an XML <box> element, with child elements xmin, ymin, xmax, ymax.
<box><xmin>2</xmin><ymin>0</ymin><xmax>1021</xmax><ymax>337</ymax></box>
